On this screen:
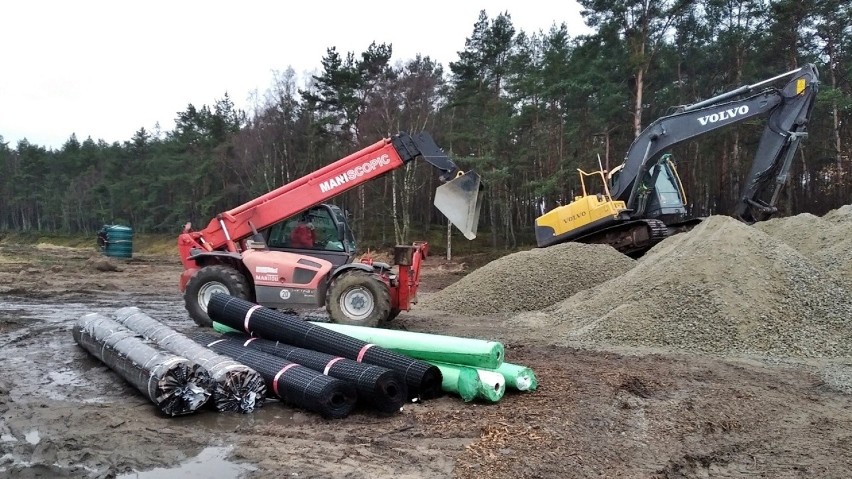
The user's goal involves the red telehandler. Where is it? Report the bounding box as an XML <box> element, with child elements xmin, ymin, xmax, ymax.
<box><xmin>177</xmin><ymin>132</ymin><xmax>483</xmax><ymax>328</ymax></box>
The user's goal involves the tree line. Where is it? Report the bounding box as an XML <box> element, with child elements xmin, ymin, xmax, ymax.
<box><xmin>1</xmin><ymin>0</ymin><xmax>849</xmax><ymax>251</ymax></box>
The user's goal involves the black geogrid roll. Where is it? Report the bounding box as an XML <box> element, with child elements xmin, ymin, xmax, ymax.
<box><xmin>191</xmin><ymin>332</ymin><xmax>357</xmax><ymax>419</ymax></box>
<box><xmin>207</xmin><ymin>294</ymin><xmax>442</xmax><ymax>400</ymax></box>
<box><xmin>73</xmin><ymin>313</ymin><xmax>211</xmax><ymax>417</ymax></box>
<box><xmin>113</xmin><ymin>307</ymin><xmax>266</xmax><ymax>413</ymax></box>
<box><xmin>222</xmin><ymin>332</ymin><xmax>407</xmax><ymax>413</ymax></box>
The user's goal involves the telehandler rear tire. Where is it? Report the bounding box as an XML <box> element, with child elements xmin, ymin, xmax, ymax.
<box><xmin>327</xmin><ymin>271</ymin><xmax>390</xmax><ymax>328</ymax></box>
<box><xmin>184</xmin><ymin>265</ymin><xmax>250</xmax><ymax>327</ymax></box>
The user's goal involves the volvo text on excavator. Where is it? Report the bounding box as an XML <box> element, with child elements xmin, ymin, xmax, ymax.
<box><xmin>535</xmin><ymin>64</ymin><xmax>819</xmax><ymax>256</ymax></box>
<box><xmin>177</xmin><ymin>132</ymin><xmax>484</xmax><ymax>328</ymax></box>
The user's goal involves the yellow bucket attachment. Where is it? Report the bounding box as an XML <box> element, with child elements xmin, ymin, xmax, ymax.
<box><xmin>434</xmin><ymin>171</ymin><xmax>483</xmax><ymax>240</ymax></box>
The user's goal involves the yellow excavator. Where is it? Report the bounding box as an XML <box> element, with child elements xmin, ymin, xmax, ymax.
<box><xmin>535</xmin><ymin>64</ymin><xmax>819</xmax><ymax>256</ymax></box>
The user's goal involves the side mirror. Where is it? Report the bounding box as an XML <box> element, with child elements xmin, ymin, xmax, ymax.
<box><xmin>337</xmin><ymin>223</ymin><xmax>346</xmax><ymax>242</ymax></box>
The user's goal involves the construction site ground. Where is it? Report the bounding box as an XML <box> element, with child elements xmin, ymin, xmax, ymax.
<box><xmin>1</xmin><ymin>229</ymin><xmax>851</xmax><ymax>478</ymax></box>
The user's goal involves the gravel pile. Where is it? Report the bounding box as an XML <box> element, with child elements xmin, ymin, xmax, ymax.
<box><xmin>420</xmin><ymin>242</ymin><xmax>635</xmax><ymax>315</ymax></box>
<box><xmin>512</xmin><ymin>215</ymin><xmax>852</xmax><ymax>358</ymax></box>
<box><xmin>823</xmin><ymin>204</ymin><xmax>852</xmax><ymax>223</ymax></box>
<box><xmin>755</xmin><ymin>207</ymin><xmax>852</xmax><ymax>286</ymax></box>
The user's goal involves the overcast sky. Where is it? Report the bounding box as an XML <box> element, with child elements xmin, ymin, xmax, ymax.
<box><xmin>1</xmin><ymin>1</ymin><xmax>591</xmax><ymax>150</ymax></box>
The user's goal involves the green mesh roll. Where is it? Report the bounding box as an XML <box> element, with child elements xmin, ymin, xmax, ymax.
<box><xmin>213</xmin><ymin>321</ymin><xmax>239</xmax><ymax>335</ymax></box>
<box><xmin>473</xmin><ymin>369</ymin><xmax>506</xmax><ymax>402</ymax></box>
<box><xmin>429</xmin><ymin>362</ymin><xmax>505</xmax><ymax>403</ymax></box>
<box><xmin>309</xmin><ymin>322</ymin><xmax>504</xmax><ymax>369</ymax></box>
<box><xmin>215</xmin><ymin>323</ymin><xmax>535</xmax><ymax>392</ymax></box>
<box><xmin>433</xmin><ymin>363</ymin><xmax>479</xmax><ymax>402</ymax></box>
<box><xmin>494</xmin><ymin>362</ymin><xmax>538</xmax><ymax>391</ymax></box>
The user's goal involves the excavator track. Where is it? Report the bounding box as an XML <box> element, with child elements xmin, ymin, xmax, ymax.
<box><xmin>573</xmin><ymin>218</ymin><xmax>670</xmax><ymax>257</ymax></box>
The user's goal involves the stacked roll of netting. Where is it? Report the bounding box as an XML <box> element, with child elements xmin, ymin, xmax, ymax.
<box><xmin>73</xmin><ymin>313</ymin><xmax>212</xmax><ymax>417</ymax></box>
<box><xmin>207</xmin><ymin>294</ymin><xmax>442</xmax><ymax>400</ymax></box>
<box><xmin>191</xmin><ymin>333</ymin><xmax>357</xmax><ymax>419</ymax></box>
<box><xmin>220</xmin><ymin>333</ymin><xmax>407</xmax><ymax>413</ymax></box>
<box><xmin>113</xmin><ymin>307</ymin><xmax>266</xmax><ymax>413</ymax></box>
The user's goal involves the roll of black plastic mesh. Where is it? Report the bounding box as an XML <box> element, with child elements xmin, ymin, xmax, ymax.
<box><xmin>207</xmin><ymin>294</ymin><xmax>442</xmax><ymax>400</ymax></box>
<box><xmin>218</xmin><ymin>332</ymin><xmax>407</xmax><ymax>413</ymax></box>
<box><xmin>73</xmin><ymin>313</ymin><xmax>211</xmax><ymax>417</ymax></box>
<box><xmin>113</xmin><ymin>307</ymin><xmax>266</xmax><ymax>413</ymax></box>
<box><xmin>191</xmin><ymin>332</ymin><xmax>357</xmax><ymax>419</ymax></box>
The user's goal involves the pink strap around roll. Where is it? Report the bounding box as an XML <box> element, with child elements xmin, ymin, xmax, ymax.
<box><xmin>272</xmin><ymin>363</ymin><xmax>298</xmax><ymax>396</ymax></box>
<box><xmin>323</xmin><ymin>357</ymin><xmax>344</xmax><ymax>375</ymax></box>
<box><xmin>243</xmin><ymin>305</ymin><xmax>261</xmax><ymax>332</ymax></box>
<box><xmin>356</xmin><ymin>344</ymin><xmax>374</xmax><ymax>362</ymax></box>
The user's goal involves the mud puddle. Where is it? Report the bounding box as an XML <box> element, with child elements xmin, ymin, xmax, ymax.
<box><xmin>117</xmin><ymin>446</ymin><xmax>256</xmax><ymax>479</ymax></box>
<box><xmin>0</xmin><ymin>293</ymin><xmax>188</xmax><ymax>327</ymax></box>
<box><xmin>0</xmin><ymin>293</ymin><xmax>191</xmax><ymax>403</ymax></box>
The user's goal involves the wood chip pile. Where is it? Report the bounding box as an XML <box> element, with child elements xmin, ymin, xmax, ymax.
<box><xmin>509</xmin><ymin>209</ymin><xmax>852</xmax><ymax>359</ymax></box>
<box><xmin>420</xmin><ymin>242</ymin><xmax>635</xmax><ymax>316</ymax></box>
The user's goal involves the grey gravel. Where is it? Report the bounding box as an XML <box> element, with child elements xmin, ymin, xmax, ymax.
<box><xmin>511</xmin><ymin>214</ymin><xmax>852</xmax><ymax>359</ymax></box>
<box><xmin>823</xmin><ymin>204</ymin><xmax>852</xmax><ymax>223</ymax></box>
<box><xmin>420</xmin><ymin>242</ymin><xmax>635</xmax><ymax>315</ymax></box>
<box><xmin>821</xmin><ymin>363</ymin><xmax>852</xmax><ymax>394</ymax></box>
<box><xmin>755</xmin><ymin>207</ymin><xmax>852</xmax><ymax>286</ymax></box>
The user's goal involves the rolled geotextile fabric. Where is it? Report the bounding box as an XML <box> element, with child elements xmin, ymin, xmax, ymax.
<box><xmin>222</xmin><ymin>332</ymin><xmax>407</xmax><ymax>413</ymax></box>
<box><xmin>429</xmin><ymin>361</ymin><xmax>506</xmax><ymax>403</ymax></box>
<box><xmin>73</xmin><ymin>313</ymin><xmax>211</xmax><ymax>417</ymax></box>
<box><xmin>494</xmin><ymin>362</ymin><xmax>538</xmax><ymax>392</ymax></box>
<box><xmin>474</xmin><ymin>370</ymin><xmax>506</xmax><ymax>402</ymax></box>
<box><xmin>208</xmin><ymin>294</ymin><xmax>442</xmax><ymax>400</ymax></box>
<box><xmin>214</xmin><ymin>322</ymin><xmax>240</xmax><ymax>335</ymax></box>
<box><xmin>191</xmin><ymin>332</ymin><xmax>357</xmax><ymax>419</ymax></box>
<box><xmin>307</xmin><ymin>322</ymin><xmax>504</xmax><ymax>369</ymax></box>
<box><xmin>433</xmin><ymin>363</ymin><xmax>479</xmax><ymax>402</ymax></box>
<box><xmin>113</xmin><ymin>307</ymin><xmax>266</xmax><ymax>413</ymax></box>
<box><xmin>213</xmin><ymin>322</ymin><xmax>534</xmax><ymax>393</ymax></box>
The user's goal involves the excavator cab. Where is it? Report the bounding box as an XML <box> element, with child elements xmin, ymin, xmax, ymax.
<box><xmin>634</xmin><ymin>154</ymin><xmax>689</xmax><ymax>224</ymax></box>
<box><xmin>433</xmin><ymin>170</ymin><xmax>483</xmax><ymax>240</ymax></box>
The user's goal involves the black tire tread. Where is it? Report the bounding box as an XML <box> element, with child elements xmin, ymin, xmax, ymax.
<box><xmin>184</xmin><ymin>264</ymin><xmax>250</xmax><ymax>327</ymax></box>
<box><xmin>326</xmin><ymin>271</ymin><xmax>391</xmax><ymax>328</ymax></box>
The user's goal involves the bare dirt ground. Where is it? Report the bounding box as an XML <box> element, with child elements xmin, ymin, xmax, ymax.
<box><xmin>1</xmin><ymin>242</ymin><xmax>851</xmax><ymax>478</ymax></box>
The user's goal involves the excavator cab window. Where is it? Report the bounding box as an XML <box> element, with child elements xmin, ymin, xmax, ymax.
<box><xmin>652</xmin><ymin>164</ymin><xmax>681</xmax><ymax>206</ymax></box>
<box><xmin>641</xmin><ymin>155</ymin><xmax>688</xmax><ymax>220</ymax></box>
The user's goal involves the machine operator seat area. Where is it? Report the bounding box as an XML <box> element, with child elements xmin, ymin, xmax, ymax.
<box><xmin>267</xmin><ymin>206</ymin><xmax>352</xmax><ymax>253</ymax></box>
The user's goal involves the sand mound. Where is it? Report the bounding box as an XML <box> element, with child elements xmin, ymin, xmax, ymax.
<box><xmin>420</xmin><ymin>242</ymin><xmax>635</xmax><ymax>315</ymax></box>
<box><xmin>512</xmin><ymin>215</ymin><xmax>852</xmax><ymax>358</ymax></box>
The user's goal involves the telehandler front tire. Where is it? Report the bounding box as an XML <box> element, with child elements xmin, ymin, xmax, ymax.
<box><xmin>184</xmin><ymin>265</ymin><xmax>250</xmax><ymax>327</ymax></box>
<box><xmin>326</xmin><ymin>271</ymin><xmax>391</xmax><ymax>328</ymax></box>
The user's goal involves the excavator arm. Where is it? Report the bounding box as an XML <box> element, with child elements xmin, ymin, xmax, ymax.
<box><xmin>611</xmin><ymin>64</ymin><xmax>819</xmax><ymax>222</ymax></box>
